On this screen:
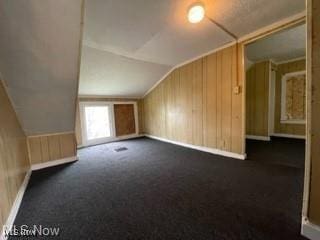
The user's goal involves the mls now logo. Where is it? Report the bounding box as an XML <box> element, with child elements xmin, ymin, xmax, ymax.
<box><xmin>3</xmin><ymin>225</ymin><xmax>60</xmax><ymax>237</ymax></box>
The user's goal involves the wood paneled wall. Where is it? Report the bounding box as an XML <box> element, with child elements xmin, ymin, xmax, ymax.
<box><xmin>246</xmin><ymin>61</ymin><xmax>270</xmax><ymax>137</ymax></box>
<box><xmin>141</xmin><ymin>44</ymin><xmax>244</xmax><ymax>154</ymax></box>
<box><xmin>138</xmin><ymin>99</ymin><xmax>144</xmax><ymax>134</ymax></box>
<box><xmin>309</xmin><ymin>0</ymin><xmax>320</xmax><ymax>225</ymax></box>
<box><xmin>0</xmin><ymin>80</ymin><xmax>30</xmax><ymax>230</ymax></box>
<box><xmin>274</xmin><ymin>59</ymin><xmax>306</xmax><ymax>136</ymax></box>
<box><xmin>28</xmin><ymin>132</ymin><xmax>76</xmax><ymax>165</ymax></box>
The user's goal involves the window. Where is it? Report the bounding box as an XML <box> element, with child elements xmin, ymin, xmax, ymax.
<box><xmin>80</xmin><ymin>102</ymin><xmax>114</xmax><ymax>145</ymax></box>
<box><xmin>281</xmin><ymin>71</ymin><xmax>306</xmax><ymax>124</ymax></box>
<box><xmin>79</xmin><ymin>101</ymin><xmax>139</xmax><ymax>147</ymax></box>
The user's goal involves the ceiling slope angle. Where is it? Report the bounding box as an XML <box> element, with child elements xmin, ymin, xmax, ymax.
<box><xmin>80</xmin><ymin>0</ymin><xmax>305</xmax><ymax>98</ymax></box>
<box><xmin>0</xmin><ymin>0</ymin><xmax>83</xmax><ymax>135</ymax></box>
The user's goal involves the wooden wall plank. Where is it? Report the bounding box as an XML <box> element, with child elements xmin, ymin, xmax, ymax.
<box><xmin>138</xmin><ymin>99</ymin><xmax>144</xmax><ymax>134</ymax></box>
<box><xmin>246</xmin><ymin>61</ymin><xmax>270</xmax><ymax>137</ymax></box>
<box><xmin>192</xmin><ymin>59</ymin><xmax>203</xmax><ymax>146</ymax></box>
<box><xmin>158</xmin><ymin>82</ymin><xmax>166</xmax><ymax>139</ymax></box>
<box><xmin>204</xmin><ymin>53</ymin><xmax>218</xmax><ymax>148</ymax></box>
<box><xmin>179</xmin><ymin>63</ymin><xmax>193</xmax><ymax>144</ymax></box>
<box><xmin>48</xmin><ymin>135</ymin><xmax>61</xmax><ymax>160</ymax></box>
<box><xmin>172</xmin><ymin>70</ymin><xmax>181</xmax><ymax>142</ymax></box>
<box><xmin>163</xmin><ymin>75</ymin><xmax>172</xmax><ymax>139</ymax></box>
<box><xmin>221</xmin><ymin>47</ymin><xmax>232</xmax><ymax>150</ymax></box>
<box><xmin>29</xmin><ymin>137</ymin><xmax>42</xmax><ymax>164</ymax></box>
<box><xmin>40</xmin><ymin>136</ymin><xmax>50</xmax><ymax>162</ymax></box>
<box><xmin>216</xmin><ymin>51</ymin><xmax>223</xmax><ymax>149</ymax></box>
<box><xmin>59</xmin><ymin>133</ymin><xmax>76</xmax><ymax>158</ymax></box>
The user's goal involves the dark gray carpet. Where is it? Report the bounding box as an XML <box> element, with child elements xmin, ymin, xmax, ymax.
<box><xmin>246</xmin><ymin>137</ymin><xmax>306</xmax><ymax>168</ymax></box>
<box><xmin>10</xmin><ymin>137</ymin><xmax>307</xmax><ymax>240</ymax></box>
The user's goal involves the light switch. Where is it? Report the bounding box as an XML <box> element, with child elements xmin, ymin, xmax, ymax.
<box><xmin>233</xmin><ymin>86</ymin><xmax>241</xmax><ymax>94</ymax></box>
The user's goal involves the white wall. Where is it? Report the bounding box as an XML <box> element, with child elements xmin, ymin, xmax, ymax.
<box><xmin>0</xmin><ymin>0</ymin><xmax>83</xmax><ymax>135</ymax></box>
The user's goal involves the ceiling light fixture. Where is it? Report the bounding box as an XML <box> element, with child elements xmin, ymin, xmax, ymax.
<box><xmin>187</xmin><ymin>2</ymin><xmax>237</xmax><ymax>40</ymax></box>
<box><xmin>188</xmin><ymin>4</ymin><xmax>205</xmax><ymax>23</ymax></box>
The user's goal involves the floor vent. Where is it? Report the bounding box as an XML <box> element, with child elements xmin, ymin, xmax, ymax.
<box><xmin>114</xmin><ymin>147</ymin><xmax>128</xmax><ymax>152</ymax></box>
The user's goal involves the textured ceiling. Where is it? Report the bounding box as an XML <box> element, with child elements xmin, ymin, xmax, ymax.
<box><xmin>79</xmin><ymin>0</ymin><xmax>305</xmax><ymax>97</ymax></box>
<box><xmin>246</xmin><ymin>23</ymin><xmax>306</xmax><ymax>63</ymax></box>
<box><xmin>0</xmin><ymin>0</ymin><xmax>83</xmax><ymax>135</ymax></box>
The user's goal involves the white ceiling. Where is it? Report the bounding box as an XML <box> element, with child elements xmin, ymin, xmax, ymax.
<box><xmin>80</xmin><ymin>46</ymin><xmax>171</xmax><ymax>97</ymax></box>
<box><xmin>79</xmin><ymin>0</ymin><xmax>305</xmax><ymax>97</ymax></box>
<box><xmin>0</xmin><ymin>0</ymin><xmax>83</xmax><ymax>135</ymax></box>
<box><xmin>246</xmin><ymin>23</ymin><xmax>306</xmax><ymax>63</ymax></box>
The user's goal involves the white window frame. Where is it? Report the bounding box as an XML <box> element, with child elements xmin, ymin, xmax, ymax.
<box><xmin>280</xmin><ymin>70</ymin><xmax>306</xmax><ymax>125</ymax></box>
<box><xmin>80</xmin><ymin>101</ymin><xmax>115</xmax><ymax>146</ymax></box>
<box><xmin>80</xmin><ymin>101</ymin><xmax>139</xmax><ymax>147</ymax></box>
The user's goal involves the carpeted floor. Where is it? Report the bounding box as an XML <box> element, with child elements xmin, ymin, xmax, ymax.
<box><xmin>10</xmin><ymin>137</ymin><xmax>307</xmax><ymax>240</ymax></box>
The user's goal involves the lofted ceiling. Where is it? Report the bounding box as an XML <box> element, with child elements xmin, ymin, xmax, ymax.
<box><xmin>79</xmin><ymin>0</ymin><xmax>305</xmax><ymax>97</ymax></box>
<box><xmin>246</xmin><ymin>23</ymin><xmax>306</xmax><ymax>63</ymax></box>
<box><xmin>0</xmin><ymin>0</ymin><xmax>83</xmax><ymax>135</ymax></box>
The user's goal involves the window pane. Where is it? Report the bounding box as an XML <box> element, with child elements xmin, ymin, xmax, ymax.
<box><xmin>85</xmin><ymin>106</ymin><xmax>111</xmax><ymax>140</ymax></box>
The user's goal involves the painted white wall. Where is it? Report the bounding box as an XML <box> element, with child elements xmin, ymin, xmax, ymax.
<box><xmin>0</xmin><ymin>0</ymin><xmax>83</xmax><ymax>135</ymax></box>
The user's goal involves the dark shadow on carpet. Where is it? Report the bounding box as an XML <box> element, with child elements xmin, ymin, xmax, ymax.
<box><xmin>10</xmin><ymin>137</ymin><xmax>307</xmax><ymax>240</ymax></box>
<box><xmin>246</xmin><ymin>137</ymin><xmax>305</xmax><ymax>168</ymax></box>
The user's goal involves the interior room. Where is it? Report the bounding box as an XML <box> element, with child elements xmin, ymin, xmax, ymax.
<box><xmin>245</xmin><ymin>23</ymin><xmax>306</xmax><ymax>167</ymax></box>
<box><xmin>0</xmin><ymin>1</ymin><xmax>319</xmax><ymax>240</ymax></box>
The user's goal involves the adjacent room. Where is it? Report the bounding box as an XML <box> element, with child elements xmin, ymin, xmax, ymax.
<box><xmin>245</xmin><ymin>23</ymin><xmax>306</xmax><ymax>167</ymax></box>
<box><xmin>1</xmin><ymin>1</ymin><xmax>320</xmax><ymax>240</ymax></box>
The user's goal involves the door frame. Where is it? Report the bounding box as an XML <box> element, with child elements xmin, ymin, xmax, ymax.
<box><xmin>239</xmin><ymin>12</ymin><xmax>310</xmax><ymax>235</ymax></box>
<box><xmin>239</xmin><ymin>13</ymin><xmax>306</xmax><ymax>156</ymax></box>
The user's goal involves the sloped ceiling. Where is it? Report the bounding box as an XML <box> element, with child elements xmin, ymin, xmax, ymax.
<box><xmin>246</xmin><ymin>23</ymin><xmax>306</xmax><ymax>63</ymax></box>
<box><xmin>0</xmin><ymin>0</ymin><xmax>83</xmax><ymax>135</ymax></box>
<box><xmin>79</xmin><ymin>0</ymin><xmax>305</xmax><ymax>97</ymax></box>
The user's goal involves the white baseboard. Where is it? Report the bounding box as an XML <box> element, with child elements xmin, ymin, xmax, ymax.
<box><xmin>31</xmin><ymin>156</ymin><xmax>78</xmax><ymax>171</ymax></box>
<box><xmin>271</xmin><ymin>133</ymin><xmax>306</xmax><ymax>139</ymax></box>
<box><xmin>246</xmin><ymin>135</ymin><xmax>271</xmax><ymax>141</ymax></box>
<box><xmin>302</xmin><ymin>219</ymin><xmax>320</xmax><ymax>240</ymax></box>
<box><xmin>1</xmin><ymin>170</ymin><xmax>31</xmax><ymax>240</ymax></box>
<box><xmin>145</xmin><ymin>135</ymin><xmax>246</xmax><ymax>160</ymax></box>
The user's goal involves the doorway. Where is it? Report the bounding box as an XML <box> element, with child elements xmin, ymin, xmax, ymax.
<box><xmin>243</xmin><ymin>20</ymin><xmax>307</xmax><ymax>233</ymax></box>
<box><xmin>244</xmin><ymin>22</ymin><xmax>306</xmax><ymax>146</ymax></box>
